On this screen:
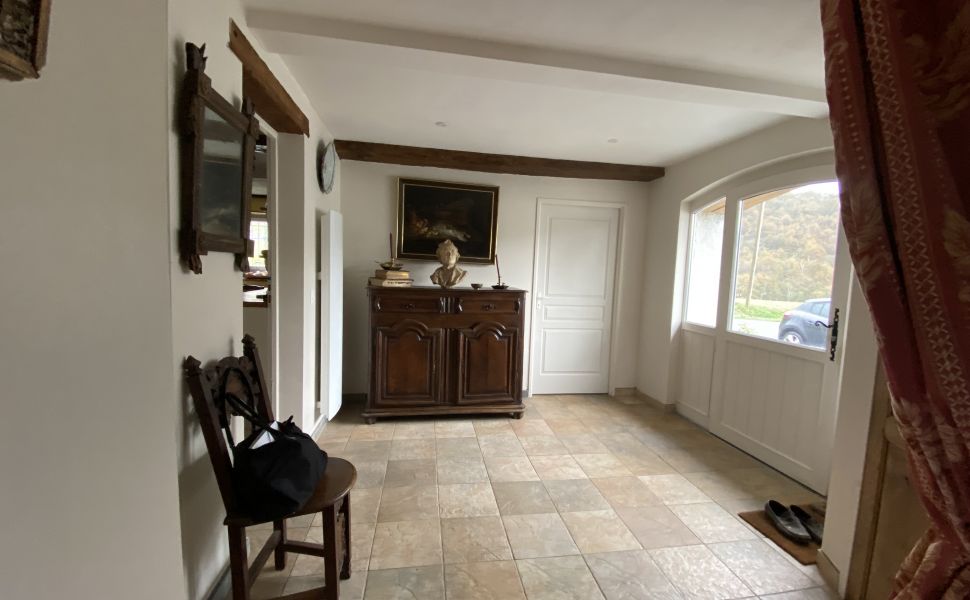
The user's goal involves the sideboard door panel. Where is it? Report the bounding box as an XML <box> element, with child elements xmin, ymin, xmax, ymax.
<box><xmin>374</xmin><ymin>320</ymin><xmax>444</xmax><ymax>406</ymax></box>
<box><xmin>456</xmin><ymin>322</ymin><xmax>520</xmax><ymax>404</ymax></box>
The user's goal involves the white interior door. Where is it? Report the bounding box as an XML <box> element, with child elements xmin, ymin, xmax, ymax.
<box><xmin>319</xmin><ymin>211</ymin><xmax>343</xmax><ymax>420</ymax></box>
<box><xmin>531</xmin><ymin>200</ymin><xmax>620</xmax><ymax>395</ymax></box>
<box><xmin>700</xmin><ymin>175</ymin><xmax>851</xmax><ymax>492</ymax></box>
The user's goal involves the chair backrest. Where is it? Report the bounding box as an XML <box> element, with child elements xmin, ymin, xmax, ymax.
<box><xmin>183</xmin><ymin>334</ymin><xmax>273</xmax><ymax>515</ymax></box>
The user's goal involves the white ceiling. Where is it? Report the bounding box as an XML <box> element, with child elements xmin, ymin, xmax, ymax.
<box><xmin>243</xmin><ymin>0</ymin><xmax>828</xmax><ymax>166</ymax></box>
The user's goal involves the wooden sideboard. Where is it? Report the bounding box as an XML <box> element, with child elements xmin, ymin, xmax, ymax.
<box><xmin>364</xmin><ymin>286</ymin><xmax>526</xmax><ymax>423</ymax></box>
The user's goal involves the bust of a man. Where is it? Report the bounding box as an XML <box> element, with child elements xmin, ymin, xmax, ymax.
<box><xmin>430</xmin><ymin>239</ymin><xmax>467</xmax><ymax>288</ymax></box>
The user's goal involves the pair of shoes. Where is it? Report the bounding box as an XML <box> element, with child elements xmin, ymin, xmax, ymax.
<box><xmin>764</xmin><ymin>500</ymin><xmax>823</xmax><ymax>544</ymax></box>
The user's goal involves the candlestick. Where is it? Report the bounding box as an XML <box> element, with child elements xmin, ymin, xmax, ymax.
<box><xmin>389</xmin><ymin>232</ymin><xmax>394</xmax><ymax>260</ymax></box>
<box><xmin>495</xmin><ymin>254</ymin><xmax>502</xmax><ymax>284</ymax></box>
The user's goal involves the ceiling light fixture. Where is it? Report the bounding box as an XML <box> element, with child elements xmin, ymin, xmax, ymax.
<box><xmin>435</xmin><ymin>121</ymin><xmax>448</xmax><ymax>127</ymax></box>
<box><xmin>607</xmin><ymin>138</ymin><xmax>619</xmax><ymax>144</ymax></box>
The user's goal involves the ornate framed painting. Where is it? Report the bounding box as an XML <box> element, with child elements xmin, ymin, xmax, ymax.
<box><xmin>397</xmin><ymin>178</ymin><xmax>499</xmax><ymax>263</ymax></box>
<box><xmin>0</xmin><ymin>0</ymin><xmax>52</xmax><ymax>80</ymax></box>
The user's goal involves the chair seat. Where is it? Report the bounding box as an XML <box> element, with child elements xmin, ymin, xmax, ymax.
<box><xmin>225</xmin><ymin>457</ymin><xmax>358</xmax><ymax>526</ymax></box>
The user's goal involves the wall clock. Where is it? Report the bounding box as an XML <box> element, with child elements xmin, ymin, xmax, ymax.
<box><xmin>318</xmin><ymin>142</ymin><xmax>337</xmax><ymax>194</ymax></box>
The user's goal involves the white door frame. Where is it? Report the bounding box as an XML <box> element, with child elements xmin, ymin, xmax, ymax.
<box><xmin>259</xmin><ymin>123</ymin><xmax>281</xmax><ymax>416</ymax></box>
<box><xmin>528</xmin><ymin>198</ymin><xmax>625</xmax><ymax>397</ymax></box>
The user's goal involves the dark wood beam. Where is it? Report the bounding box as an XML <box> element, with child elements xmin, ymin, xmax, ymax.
<box><xmin>334</xmin><ymin>141</ymin><xmax>665</xmax><ymax>182</ymax></box>
<box><xmin>229</xmin><ymin>20</ymin><xmax>310</xmax><ymax>136</ymax></box>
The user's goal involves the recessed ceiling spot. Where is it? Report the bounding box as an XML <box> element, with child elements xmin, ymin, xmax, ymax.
<box><xmin>607</xmin><ymin>138</ymin><xmax>619</xmax><ymax>144</ymax></box>
<box><xmin>435</xmin><ymin>121</ymin><xmax>448</xmax><ymax>127</ymax></box>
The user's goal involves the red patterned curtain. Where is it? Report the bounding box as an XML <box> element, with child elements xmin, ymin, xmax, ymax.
<box><xmin>821</xmin><ymin>0</ymin><xmax>970</xmax><ymax>596</ymax></box>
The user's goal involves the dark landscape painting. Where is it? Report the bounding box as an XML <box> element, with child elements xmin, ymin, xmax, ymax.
<box><xmin>397</xmin><ymin>178</ymin><xmax>499</xmax><ymax>263</ymax></box>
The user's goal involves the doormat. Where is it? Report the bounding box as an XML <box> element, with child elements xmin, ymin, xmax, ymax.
<box><xmin>738</xmin><ymin>504</ymin><xmax>825</xmax><ymax>566</ymax></box>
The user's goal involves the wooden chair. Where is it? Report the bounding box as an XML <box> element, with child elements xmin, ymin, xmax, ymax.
<box><xmin>184</xmin><ymin>334</ymin><xmax>356</xmax><ymax>600</ymax></box>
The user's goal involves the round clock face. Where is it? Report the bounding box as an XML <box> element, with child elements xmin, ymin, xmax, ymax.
<box><xmin>318</xmin><ymin>142</ymin><xmax>337</xmax><ymax>194</ymax></box>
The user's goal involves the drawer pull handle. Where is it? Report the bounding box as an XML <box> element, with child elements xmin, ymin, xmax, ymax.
<box><xmin>401</xmin><ymin>302</ymin><xmax>416</xmax><ymax>309</ymax></box>
<box><xmin>482</xmin><ymin>303</ymin><xmax>496</xmax><ymax>311</ymax></box>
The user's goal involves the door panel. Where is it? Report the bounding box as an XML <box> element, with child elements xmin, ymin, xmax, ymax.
<box><xmin>456</xmin><ymin>322</ymin><xmax>520</xmax><ymax>404</ymax></box>
<box><xmin>532</xmin><ymin>201</ymin><xmax>620</xmax><ymax>394</ymax></box>
<box><xmin>373</xmin><ymin>320</ymin><xmax>444</xmax><ymax>407</ymax></box>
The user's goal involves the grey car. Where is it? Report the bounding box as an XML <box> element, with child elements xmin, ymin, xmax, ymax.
<box><xmin>778</xmin><ymin>298</ymin><xmax>830</xmax><ymax>348</ymax></box>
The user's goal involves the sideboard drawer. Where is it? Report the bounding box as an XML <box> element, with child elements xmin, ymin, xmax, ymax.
<box><xmin>373</xmin><ymin>293</ymin><xmax>446</xmax><ymax>314</ymax></box>
<box><xmin>456</xmin><ymin>296</ymin><xmax>522</xmax><ymax>316</ymax></box>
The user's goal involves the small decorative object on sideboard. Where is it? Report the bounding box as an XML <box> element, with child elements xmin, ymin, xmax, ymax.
<box><xmin>430</xmin><ymin>240</ymin><xmax>467</xmax><ymax>288</ymax></box>
<box><xmin>470</xmin><ymin>283</ymin><xmax>483</xmax><ymax>290</ymax></box>
<box><xmin>0</xmin><ymin>0</ymin><xmax>52</xmax><ymax>81</ymax></box>
<box><xmin>370</xmin><ymin>232</ymin><xmax>412</xmax><ymax>287</ymax></box>
<box><xmin>492</xmin><ymin>254</ymin><xmax>509</xmax><ymax>289</ymax></box>
<box><xmin>377</xmin><ymin>232</ymin><xmax>404</xmax><ymax>271</ymax></box>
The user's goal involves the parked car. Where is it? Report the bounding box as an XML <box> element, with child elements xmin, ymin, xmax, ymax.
<box><xmin>778</xmin><ymin>298</ymin><xmax>830</xmax><ymax>348</ymax></box>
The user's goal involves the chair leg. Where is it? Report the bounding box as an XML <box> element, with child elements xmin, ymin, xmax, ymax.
<box><xmin>340</xmin><ymin>495</ymin><xmax>352</xmax><ymax>580</ymax></box>
<box><xmin>228</xmin><ymin>525</ymin><xmax>250</xmax><ymax>600</ymax></box>
<box><xmin>273</xmin><ymin>519</ymin><xmax>287</xmax><ymax>570</ymax></box>
<box><xmin>322</xmin><ymin>505</ymin><xmax>340</xmax><ymax>600</ymax></box>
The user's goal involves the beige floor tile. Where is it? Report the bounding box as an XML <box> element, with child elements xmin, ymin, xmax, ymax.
<box><xmin>384</xmin><ymin>459</ymin><xmax>436</xmax><ymax>488</ymax></box>
<box><xmin>249</xmin><ymin>577</ymin><xmax>285</xmax><ymax>600</ymax></box>
<box><xmin>435</xmin><ymin>437</ymin><xmax>482</xmax><ymax>459</ymax></box>
<box><xmin>670</xmin><ymin>503</ymin><xmax>757</xmax><ymax>543</ymax></box>
<box><xmin>349</xmin><ymin>424</ymin><xmax>396</xmax><ymax>442</ymax></box>
<box><xmin>389</xmin><ymin>438</ymin><xmax>435</xmax><ymax>460</ymax></box>
<box><xmin>584</xmin><ymin>550</ymin><xmax>682</xmax><ymax>600</ymax></box>
<box><xmin>485</xmin><ymin>455</ymin><xmax>540</xmax><ymax>482</ymax></box>
<box><xmin>557</xmin><ymin>433</ymin><xmax>610</xmax><ymax>454</ymax></box>
<box><xmin>614</xmin><ymin>450</ymin><xmax>678</xmax><ymax>476</ymax></box>
<box><xmin>544</xmin><ymin>418</ymin><xmax>588</xmax><ymax>434</ymax></box>
<box><xmin>350</xmin><ymin>487</ymin><xmax>382</xmax><ymax>524</ymax></box>
<box><xmin>445</xmin><ymin>560</ymin><xmax>526</xmax><ymax>599</ymax></box>
<box><xmin>519</xmin><ymin>435</ymin><xmax>569</xmax><ymax>456</ymax></box>
<box><xmin>502</xmin><ymin>513</ymin><xmax>580</xmax><ymax>559</ymax></box>
<box><xmin>370</xmin><ymin>519</ymin><xmax>442</xmax><ymax>570</ymax></box>
<box><xmin>530</xmin><ymin>454</ymin><xmax>589</xmax><ymax>480</ymax></box>
<box><xmin>597</xmin><ymin>432</ymin><xmax>650</xmax><ymax>455</ymax></box>
<box><xmin>392</xmin><ymin>422</ymin><xmax>435</xmax><ymax>440</ymax></box>
<box><xmin>639</xmin><ymin>474</ymin><xmax>712</xmax><ymax>505</ymax></box>
<box><xmin>377</xmin><ymin>484</ymin><xmax>438</xmax><ymax>522</ymax></box>
<box><xmin>759</xmin><ymin>588</ymin><xmax>838</xmax><ymax>600</ymax></box>
<box><xmin>650</xmin><ymin>545</ymin><xmax>753</xmax><ymax>600</ymax></box>
<box><xmin>352</xmin><ymin>460</ymin><xmax>389</xmax><ymax>489</ymax></box>
<box><xmin>436</xmin><ymin>456</ymin><xmax>489</xmax><ymax>484</ymax></box>
<box><xmin>438</xmin><ymin>483</ymin><xmax>499</xmax><ymax>518</ymax></box>
<box><xmin>282</xmin><ymin>574</ymin><xmax>367</xmax><ymax>600</ymax></box>
<box><xmin>516</xmin><ymin>555</ymin><xmax>605</xmax><ymax>600</ymax></box>
<box><xmin>342</xmin><ymin>440</ymin><xmax>393</xmax><ymax>461</ymax></box>
<box><xmin>572</xmin><ymin>453</ymin><xmax>633</xmax><ymax>478</ymax></box>
<box><xmin>560</xmin><ymin>510</ymin><xmax>642</xmax><ymax>553</ymax></box>
<box><xmin>592</xmin><ymin>476</ymin><xmax>663</xmax><ymax>508</ymax></box>
<box><xmin>478</xmin><ymin>432</ymin><xmax>527</xmax><ymax>457</ymax></box>
<box><xmin>491</xmin><ymin>481</ymin><xmax>556</xmax><ymax>515</ymax></box>
<box><xmin>363</xmin><ymin>564</ymin><xmax>445</xmax><ymax>599</ymax></box>
<box><xmin>511</xmin><ymin>419</ymin><xmax>555</xmax><ymax>437</ymax></box>
<box><xmin>473</xmin><ymin>419</ymin><xmax>513</xmax><ymax>435</ymax></box>
<box><xmin>544</xmin><ymin>479</ymin><xmax>611</xmax><ymax>512</ymax></box>
<box><xmin>441</xmin><ymin>516</ymin><xmax>513</xmax><ymax>563</ymax></box>
<box><xmin>709</xmin><ymin>540</ymin><xmax>816</xmax><ymax>596</ymax></box>
<box><xmin>434</xmin><ymin>420</ymin><xmax>476</xmax><ymax>438</ymax></box>
<box><xmin>614</xmin><ymin>505</ymin><xmax>702</xmax><ymax>550</ymax></box>
<box><xmin>297</xmin><ymin>522</ymin><xmax>374</xmax><ymax>575</ymax></box>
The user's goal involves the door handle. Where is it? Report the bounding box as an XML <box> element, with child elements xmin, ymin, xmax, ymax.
<box><xmin>814</xmin><ymin>307</ymin><xmax>840</xmax><ymax>362</ymax></box>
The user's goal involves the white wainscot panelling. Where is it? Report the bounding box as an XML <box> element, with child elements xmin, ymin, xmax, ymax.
<box><xmin>544</xmin><ymin>305</ymin><xmax>605</xmax><ymax>322</ymax></box>
<box><xmin>717</xmin><ymin>339</ymin><xmax>823</xmax><ymax>471</ymax></box>
<box><xmin>678</xmin><ymin>330</ymin><xmax>716</xmax><ymax>421</ymax></box>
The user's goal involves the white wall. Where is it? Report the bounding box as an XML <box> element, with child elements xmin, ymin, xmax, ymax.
<box><xmin>339</xmin><ymin>161</ymin><xmax>650</xmax><ymax>395</ymax></box>
<box><xmin>638</xmin><ymin>117</ymin><xmax>835</xmax><ymax>403</ymax></box>
<box><xmin>0</xmin><ymin>2</ymin><xmax>186</xmax><ymax>598</ymax></box>
<box><xmin>166</xmin><ymin>2</ymin><xmax>340</xmax><ymax>598</ymax></box>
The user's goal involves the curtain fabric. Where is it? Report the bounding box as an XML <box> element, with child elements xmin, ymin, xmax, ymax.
<box><xmin>821</xmin><ymin>0</ymin><xmax>970</xmax><ymax>597</ymax></box>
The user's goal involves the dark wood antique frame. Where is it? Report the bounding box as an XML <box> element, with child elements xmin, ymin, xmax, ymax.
<box><xmin>397</xmin><ymin>178</ymin><xmax>500</xmax><ymax>264</ymax></box>
<box><xmin>179</xmin><ymin>43</ymin><xmax>259</xmax><ymax>274</ymax></box>
<box><xmin>0</xmin><ymin>0</ymin><xmax>52</xmax><ymax>81</ymax></box>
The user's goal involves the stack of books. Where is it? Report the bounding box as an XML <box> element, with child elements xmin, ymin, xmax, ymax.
<box><xmin>369</xmin><ymin>269</ymin><xmax>413</xmax><ymax>287</ymax></box>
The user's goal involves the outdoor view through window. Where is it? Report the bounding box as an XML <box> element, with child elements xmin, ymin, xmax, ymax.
<box><xmin>685</xmin><ymin>182</ymin><xmax>841</xmax><ymax>350</ymax></box>
<box><xmin>731</xmin><ymin>182</ymin><xmax>840</xmax><ymax>348</ymax></box>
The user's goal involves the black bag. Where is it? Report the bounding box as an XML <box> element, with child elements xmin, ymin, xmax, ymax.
<box><xmin>219</xmin><ymin>368</ymin><xmax>328</xmax><ymax>522</ymax></box>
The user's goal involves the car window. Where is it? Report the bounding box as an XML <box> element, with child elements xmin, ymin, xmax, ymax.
<box><xmin>812</xmin><ymin>303</ymin><xmax>827</xmax><ymax>316</ymax></box>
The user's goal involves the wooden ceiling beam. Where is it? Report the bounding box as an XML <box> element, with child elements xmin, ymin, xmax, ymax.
<box><xmin>333</xmin><ymin>140</ymin><xmax>665</xmax><ymax>182</ymax></box>
<box><xmin>229</xmin><ymin>20</ymin><xmax>309</xmax><ymax>136</ymax></box>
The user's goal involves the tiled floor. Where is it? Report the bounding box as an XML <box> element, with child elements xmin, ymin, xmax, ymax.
<box><xmin>246</xmin><ymin>395</ymin><xmax>837</xmax><ymax>599</ymax></box>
